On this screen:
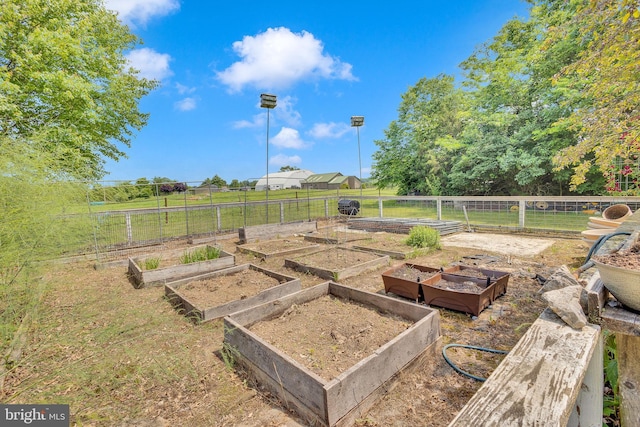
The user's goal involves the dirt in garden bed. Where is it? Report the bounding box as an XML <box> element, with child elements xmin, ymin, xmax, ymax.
<box><xmin>291</xmin><ymin>247</ymin><xmax>383</xmax><ymax>270</ymax></box>
<box><xmin>3</xmin><ymin>225</ymin><xmax>593</xmax><ymax>427</ymax></box>
<box><xmin>239</xmin><ymin>238</ymin><xmax>318</xmax><ymax>254</ymax></box>
<box><xmin>248</xmin><ymin>294</ymin><xmax>412</xmax><ymax>380</ymax></box>
<box><xmin>176</xmin><ymin>268</ymin><xmax>282</xmax><ymax>307</ymax></box>
<box><xmin>387</xmin><ymin>264</ymin><xmax>440</xmax><ymax>282</ymax></box>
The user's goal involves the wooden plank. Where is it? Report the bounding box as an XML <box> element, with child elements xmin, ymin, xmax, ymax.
<box><xmin>333</xmin><ymin>339</ymin><xmax>440</xmax><ymax>427</ymax></box>
<box><xmin>200</xmin><ymin>280</ymin><xmax>301</xmax><ymax>322</ymax></box>
<box><xmin>601</xmin><ymin>306</ymin><xmax>640</xmax><ymax>336</ymax></box>
<box><xmin>328</xmin><ymin>282</ymin><xmax>436</xmax><ymax>323</ymax></box>
<box><xmin>284</xmin><ymin>248</ymin><xmax>389</xmax><ymax>281</ymax></box>
<box><xmin>129</xmin><ymin>249</ymin><xmax>235</xmax><ymax>288</ymax></box>
<box><xmin>228</xmin><ymin>282</ymin><xmax>330</xmax><ymax>327</ymax></box>
<box><xmin>325</xmin><ymin>311</ymin><xmax>440</xmax><ymax>426</ymax></box>
<box><xmin>238</xmin><ymin>221</ymin><xmax>317</xmax><ymax>244</ymax></box>
<box><xmin>223</xmin><ymin>318</ymin><xmax>327</xmax><ymax>420</ymax></box>
<box><xmin>448</xmin><ymin>309</ymin><xmax>601</xmax><ymax>427</ymax></box>
<box><xmin>567</xmin><ymin>332</ymin><xmax>603</xmax><ymax>426</ymax></box>
<box><xmin>617</xmin><ymin>334</ymin><xmax>640</xmax><ymax>427</ymax></box>
<box><xmin>585</xmin><ymin>273</ymin><xmax>607</xmax><ymax>324</ymax></box>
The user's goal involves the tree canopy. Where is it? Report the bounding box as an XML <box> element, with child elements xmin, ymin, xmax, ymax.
<box><xmin>372</xmin><ymin>0</ymin><xmax>639</xmax><ymax>195</ymax></box>
<box><xmin>0</xmin><ymin>0</ymin><xmax>157</xmax><ymax>180</ymax></box>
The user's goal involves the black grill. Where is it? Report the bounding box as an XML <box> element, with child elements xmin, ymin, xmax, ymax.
<box><xmin>338</xmin><ymin>199</ymin><xmax>360</xmax><ymax>215</ymax></box>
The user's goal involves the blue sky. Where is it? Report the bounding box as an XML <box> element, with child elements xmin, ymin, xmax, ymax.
<box><xmin>102</xmin><ymin>0</ymin><xmax>529</xmax><ymax>185</ymax></box>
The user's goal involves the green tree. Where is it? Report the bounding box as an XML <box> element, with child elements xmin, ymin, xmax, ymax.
<box><xmin>0</xmin><ymin>0</ymin><xmax>157</xmax><ymax>180</ymax></box>
<box><xmin>279</xmin><ymin>166</ymin><xmax>300</xmax><ymax>172</ymax></box>
<box><xmin>551</xmin><ymin>0</ymin><xmax>640</xmax><ymax>193</ymax></box>
<box><xmin>229</xmin><ymin>179</ymin><xmax>240</xmax><ymax>188</ymax></box>
<box><xmin>371</xmin><ymin>74</ymin><xmax>467</xmax><ymax>195</ymax></box>
<box><xmin>210</xmin><ymin>175</ymin><xmax>227</xmax><ymax>188</ymax></box>
<box><xmin>134</xmin><ymin>177</ymin><xmax>153</xmax><ymax>199</ymax></box>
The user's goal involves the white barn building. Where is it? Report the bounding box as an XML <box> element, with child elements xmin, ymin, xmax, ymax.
<box><xmin>254</xmin><ymin>169</ymin><xmax>314</xmax><ymax>191</ymax></box>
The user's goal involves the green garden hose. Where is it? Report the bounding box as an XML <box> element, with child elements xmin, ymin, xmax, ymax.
<box><xmin>442</xmin><ymin>343</ymin><xmax>508</xmax><ymax>382</ymax></box>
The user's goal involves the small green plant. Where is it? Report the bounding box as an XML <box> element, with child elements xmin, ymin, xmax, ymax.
<box><xmin>603</xmin><ymin>331</ymin><xmax>619</xmax><ymax>426</ymax></box>
<box><xmin>405</xmin><ymin>226</ymin><xmax>441</xmax><ymax>249</ymax></box>
<box><xmin>144</xmin><ymin>257</ymin><xmax>161</xmax><ymax>270</ymax></box>
<box><xmin>180</xmin><ymin>246</ymin><xmax>221</xmax><ymax>264</ymax></box>
<box><xmin>221</xmin><ymin>342</ymin><xmax>241</xmax><ymax>370</ymax></box>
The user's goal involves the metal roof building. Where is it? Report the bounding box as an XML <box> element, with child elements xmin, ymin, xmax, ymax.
<box><xmin>301</xmin><ymin>172</ymin><xmax>361</xmax><ymax>190</ymax></box>
<box><xmin>254</xmin><ymin>169</ymin><xmax>314</xmax><ymax>191</ymax></box>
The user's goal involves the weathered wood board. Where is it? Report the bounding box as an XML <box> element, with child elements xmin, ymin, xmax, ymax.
<box><xmin>165</xmin><ymin>264</ymin><xmax>300</xmax><ymax>323</ymax></box>
<box><xmin>448</xmin><ymin>308</ymin><xmax>602</xmax><ymax>427</ymax></box>
<box><xmin>238</xmin><ymin>221</ymin><xmax>317</xmax><ymax>244</ymax></box>
<box><xmin>224</xmin><ymin>282</ymin><xmax>441</xmax><ymax>426</ymax></box>
<box><xmin>128</xmin><ymin>246</ymin><xmax>235</xmax><ymax>288</ymax></box>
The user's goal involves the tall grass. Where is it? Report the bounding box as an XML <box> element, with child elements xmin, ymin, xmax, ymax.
<box><xmin>179</xmin><ymin>246</ymin><xmax>221</xmax><ymax>264</ymax></box>
<box><xmin>0</xmin><ymin>141</ymin><xmax>92</xmax><ymax>370</ymax></box>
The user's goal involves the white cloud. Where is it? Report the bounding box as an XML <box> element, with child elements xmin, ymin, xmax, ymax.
<box><xmin>126</xmin><ymin>48</ymin><xmax>172</xmax><ymax>80</ymax></box>
<box><xmin>271</xmin><ymin>127</ymin><xmax>309</xmax><ymax>149</ymax></box>
<box><xmin>232</xmin><ymin>95</ymin><xmax>300</xmax><ymax>129</ymax></box>
<box><xmin>308</xmin><ymin>122</ymin><xmax>351</xmax><ymax>139</ymax></box>
<box><xmin>174</xmin><ymin>97</ymin><xmax>196</xmax><ymax>111</ymax></box>
<box><xmin>104</xmin><ymin>0</ymin><xmax>180</xmax><ymax>26</ymax></box>
<box><xmin>216</xmin><ymin>27</ymin><xmax>356</xmax><ymax>92</ymax></box>
<box><xmin>175</xmin><ymin>83</ymin><xmax>196</xmax><ymax>95</ymax></box>
<box><xmin>275</xmin><ymin>96</ymin><xmax>302</xmax><ymax>127</ymax></box>
<box><xmin>270</xmin><ymin>154</ymin><xmax>302</xmax><ymax>167</ymax></box>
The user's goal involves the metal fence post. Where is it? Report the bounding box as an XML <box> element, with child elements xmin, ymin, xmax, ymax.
<box><xmin>280</xmin><ymin>201</ymin><xmax>284</xmax><ymax>224</ymax></box>
<box><xmin>519</xmin><ymin>200</ymin><xmax>526</xmax><ymax>229</ymax></box>
<box><xmin>125</xmin><ymin>212</ymin><xmax>133</xmax><ymax>245</ymax></box>
<box><xmin>437</xmin><ymin>197</ymin><xmax>442</xmax><ymax>221</ymax></box>
<box><xmin>379</xmin><ymin>197</ymin><xmax>383</xmax><ymax>218</ymax></box>
<box><xmin>183</xmin><ymin>190</ymin><xmax>189</xmax><ymax>238</ymax></box>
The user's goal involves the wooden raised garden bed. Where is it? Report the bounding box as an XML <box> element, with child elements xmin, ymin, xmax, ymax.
<box><xmin>284</xmin><ymin>247</ymin><xmax>390</xmax><ymax>281</ymax></box>
<box><xmin>223</xmin><ymin>282</ymin><xmax>441</xmax><ymax>426</ymax></box>
<box><xmin>164</xmin><ymin>264</ymin><xmax>300</xmax><ymax>323</ymax></box>
<box><xmin>352</xmin><ymin>234</ymin><xmax>429</xmax><ymax>260</ymax></box>
<box><xmin>238</xmin><ymin>221</ymin><xmax>317</xmax><ymax>244</ymax></box>
<box><xmin>303</xmin><ymin>229</ymin><xmax>371</xmax><ymax>245</ymax></box>
<box><xmin>236</xmin><ymin>238</ymin><xmax>321</xmax><ymax>259</ymax></box>
<box><xmin>128</xmin><ymin>245</ymin><xmax>235</xmax><ymax>288</ymax></box>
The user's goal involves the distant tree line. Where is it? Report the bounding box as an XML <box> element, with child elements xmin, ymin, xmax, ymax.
<box><xmin>372</xmin><ymin>0</ymin><xmax>640</xmax><ymax>196</ymax></box>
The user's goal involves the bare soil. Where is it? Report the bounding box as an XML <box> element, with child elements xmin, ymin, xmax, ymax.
<box><xmin>239</xmin><ymin>239</ymin><xmax>318</xmax><ymax>254</ymax></box>
<box><xmin>387</xmin><ymin>264</ymin><xmax>440</xmax><ymax>282</ymax></box>
<box><xmin>290</xmin><ymin>247</ymin><xmax>384</xmax><ymax>270</ymax></box>
<box><xmin>177</xmin><ymin>269</ymin><xmax>283</xmax><ymax>307</ymax></box>
<box><xmin>249</xmin><ymin>294</ymin><xmax>412</xmax><ymax>380</ymax></box>
<box><xmin>1</xmin><ymin>224</ymin><xmax>591</xmax><ymax>427</ymax></box>
<box><xmin>593</xmin><ymin>239</ymin><xmax>640</xmax><ymax>269</ymax></box>
<box><xmin>430</xmin><ymin>278</ymin><xmax>486</xmax><ymax>293</ymax></box>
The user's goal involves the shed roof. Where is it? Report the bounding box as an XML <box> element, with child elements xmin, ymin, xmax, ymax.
<box><xmin>302</xmin><ymin>172</ymin><xmax>342</xmax><ymax>184</ymax></box>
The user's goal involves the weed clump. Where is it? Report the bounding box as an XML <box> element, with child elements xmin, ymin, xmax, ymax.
<box><xmin>405</xmin><ymin>226</ymin><xmax>441</xmax><ymax>249</ymax></box>
<box><xmin>180</xmin><ymin>246</ymin><xmax>221</xmax><ymax>264</ymax></box>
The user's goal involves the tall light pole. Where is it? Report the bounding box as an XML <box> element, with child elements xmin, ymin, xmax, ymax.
<box><xmin>351</xmin><ymin>116</ymin><xmax>364</xmax><ymax>197</ymax></box>
<box><xmin>261</xmin><ymin>93</ymin><xmax>276</xmax><ymax>224</ymax></box>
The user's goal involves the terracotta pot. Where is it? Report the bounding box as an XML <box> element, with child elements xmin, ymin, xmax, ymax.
<box><xmin>602</xmin><ymin>204</ymin><xmax>632</xmax><ymax>221</ymax></box>
<box><xmin>588</xmin><ymin>217</ymin><xmax>623</xmax><ymax>229</ymax></box>
<box><xmin>581</xmin><ymin>228</ymin><xmax>618</xmax><ymax>241</ymax></box>
<box><xmin>594</xmin><ymin>260</ymin><xmax>640</xmax><ymax>312</ymax></box>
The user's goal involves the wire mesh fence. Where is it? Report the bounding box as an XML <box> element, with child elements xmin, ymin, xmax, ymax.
<box><xmin>75</xmin><ymin>182</ymin><xmax>640</xmax><ymax>262</ymax></box>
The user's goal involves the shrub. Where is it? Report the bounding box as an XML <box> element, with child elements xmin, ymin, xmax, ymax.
<box><xmin>405</xmin><ymin>226</ymin><xmax>441</xmax><ymax>249</ymax></box>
